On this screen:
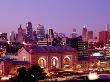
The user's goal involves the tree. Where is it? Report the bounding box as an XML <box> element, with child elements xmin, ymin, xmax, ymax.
<box><xmin>27</xmin><ymin>65</ymin><xmax>46</xmax><ymax>81</ymax></box>
<box><xmin>9</xmin><ymin>65</ymin><xmax>46</xmax><ymax>82</ymax></box>
<box><xmin>9</xmin><ymin>67</ymin><xmax>27</xmax><ymax>82</ymax></box>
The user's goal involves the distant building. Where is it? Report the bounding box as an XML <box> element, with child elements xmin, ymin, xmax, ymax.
<box><xmin>97</xmin><ymin>31</ymin><xmax>108</xmax><ymax>43</ymax></box>
<box><xmin>0</xmin><ymin>46</ymin><xmax>77</xmax><ymax>75</ymax></box>
<box><xmin>10</xmin><ymin>31</ymin><xmax>16</xmax><ymax>42</ymax></box>
<box><xmin>82</xmin><ymin>26</ymin><xmax>87</xmax><ymax>41</ymax></box>
<box><xmin>26</xmin><ymin>22</ymin><xmax>33</xmax><ymax>36</ymax></box>
<box><xmin>70</xmin><ymin>28</ymin><xmax>77</xmax><ymax>38</ymax></box>
<box><xmin>77</xmin><ymin>41</ymin><xmax>89</xmax><ymax>61</ymax></box>
<box><xmin>87</xmin><ymin>31</ymin><xmax>93</xmax><ymax>41</ymax></box>
<box><xmin>33</xmin><ymin>30</ymin><xmax>37</xmax><ymax>41</ymax></box>
<box><xmin>48</xmin><ymin>28</ymin><xmax>54</xmax><ymax>45</ymax></box>
<box><xmin>36</xmin><ymin>24</ymin><xmax>45</xmax><ymax>41</ymax></box>
<box><xmin>16</xmin><ymin>25</ymin><xmax>25</xmax><ymax>43</ymax></box>
<box><xmin>106</xmin><ymin>24</ymin><xmax>110</xmax><ymax>44</ymax></box>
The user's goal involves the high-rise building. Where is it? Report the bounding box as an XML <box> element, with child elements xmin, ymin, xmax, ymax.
<box><xmin>106</xmin><ymin>24</ymin><xmax>110</xmax><ymax>31</ymax></box>
<box><xmin>106</xmin><ymin>24</ymin><xmax>110</xmax><ymax>44</ymax></box>
<box><xmin>70</xmin><ymin>28</ymin><xmax>77</xmax><ymax>38</ymax></box>
<box><xmin>10</xmin><ymin>31</ymin><xmax>16</xmax><ymax>42</ymax></box>
<box><xmin>97</xmin><ymin>31</ymin><xmax>108</xmax><ymax>43</ymax></box>
<box><xmin>33</xmin><ymin>30</ymin><xmax>37</xmax><ymax>41</ymax></box>
<box><xmin>82</xmin><ymin>26</ymin><xmax>87</xmax><ymax>41</ymax></box>
<box><xmin>48</xmin><ymin>28</ymin><xmax>54</xmax><ymax>45</ymax></box>
<box><xmin>26</xmin><ymin>22</ymin><xmax>33</xmax><ymax>35</ymax></box>
<box><xmin>48</xmin><ymin>28</ymin><xmax>54</xmax><ymax>38</ymax></box>
<box><xmin>36</xmin><ymin>24</ymin><xmax>45</xmax><ymax>41</ymax></box>
<box><xmin>87</xmin><ymin>31</ymin><xmax>93</xmax><ymax>41</ymax></box>
<box><xmin>16</xmin><ymin>25</ymin><xmax>24</xmax><ymax>43</ymax></box>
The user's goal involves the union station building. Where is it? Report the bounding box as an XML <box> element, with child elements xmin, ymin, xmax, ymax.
<box><xmin>0</xmin><ymin>46</ymin><xmax>77</xmax><ymax>75</ymax></box>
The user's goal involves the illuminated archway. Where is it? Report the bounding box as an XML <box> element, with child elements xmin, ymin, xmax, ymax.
<box><xmin>51</xmin><ymin>57</ymin><xmax>59</xmax><ymax>68</ymax></box>
<box><xmin>63</xmin><ymin>56</ymin><xmax>70</xmax><ymax>67</ymax></box>
<box><xmin>38</xmin><ymin>58</ymin><xmax>46</xmax><ymax>68</ymax></box>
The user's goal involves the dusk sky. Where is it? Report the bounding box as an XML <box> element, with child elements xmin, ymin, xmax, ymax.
<box><xmin>0</xmin><ymin>0</ymin><xmax>110</xmax><ymax>36</ymax></box>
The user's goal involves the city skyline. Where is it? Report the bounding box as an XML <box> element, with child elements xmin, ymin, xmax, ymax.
<box><xmin>0</xmin><ymin>0</ymin><xmax>110</xmax><ymax>36</ymax></box>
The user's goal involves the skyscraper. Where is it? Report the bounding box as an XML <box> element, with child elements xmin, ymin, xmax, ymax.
<box><xmin>10</xmin><ymin>31</ymin><xmax>16</xmax><ymax>42</ymax></box>
<box><xmin>36</xmin><ymin>24</ymin><xmax>45</xmax><ymax>41</ymax></box>
<box><xmin>97</xmin><ymin>31</ymin><xmax>108</xmax><ymax>43</ymax></box>
<box><xmin>16</xmin><ymin>25</ymin><xmax>24</xmax><ymax>43</ymax></box>
<box><xmin>48</xmin><ymin>28</ymin><xmax>54</xmax><ymax>45</ymax></box>
<box><xmin>106</xmin><ymin>24</ymin><xmax>110</xmax><ymax>31</ymax></box>
<box><xmin>87</xmin><ymin>31</ymin><xmax>93</xmax><ymax>41</ymax></box>
<box><xmin>70</xmin><ymin>28</ymin><xmax>77</xmax><ymax>38</ymax></box>
<box><xmin>33</xmin><ymin>30</ymin><xmax>37</xmax><ymax>41</ymax></box>
<box><xmin>48</xmin><ymin>28</ymin><xmax>54</xmax><ymax>39</ymax></box>
<box><xmin>82</xmin><ymin>26</ymin><xmax>87</xmax><ymax>41</ymax></box>
<box><xmin>106</xmin><ymin>24</ymin><xmax>110</xmax><ymax>44</ymax></box>
<box><xmin>26</xmin><ymin>22</ymin><xmax>33</xmax><ymax>35</ymax></box>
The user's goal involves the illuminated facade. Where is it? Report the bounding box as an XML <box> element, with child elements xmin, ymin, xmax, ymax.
<box><xmin>87</xmin><ymin>31</ymin><xmax>93</xmax><ymax>41</ymax></box>
<box><xmin>97</xmin><ymin>31</ymin><xmax>108</xmax><ymax>43</ymax></box>
<box><xmin>82</xmin><ymin>26</ymin><xmax>87</xmax><ymax>41</ymax></box>
<box><xmin>36</xmin><ymin>24</ymin><xmax>45</xmax><ymax>41</ymax></box>
<box><xmin>0</xmin><ymin>46</ymin><xmax>77</xmax><ymax>75</ymax></box>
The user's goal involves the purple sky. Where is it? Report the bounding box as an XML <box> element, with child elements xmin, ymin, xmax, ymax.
<box><xmin>0</xmin><ymin>0</ymin><xmax>110</xmax><ymax>36</ymax></box>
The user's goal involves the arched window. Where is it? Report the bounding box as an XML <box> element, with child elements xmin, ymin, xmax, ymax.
<box><xmin>38</xmin><ymin>58</ymin><xmax>46</xmax><ymax>68</ymax></box>
<box><xmin>51</xmin><ymin>57</ymin><xmax>58</xmax><ymax>68</ymax></box>
<box><xmin>63</xmin><ymin>57</ymin><xmax>70</xmax><ymax>67</ymax></box>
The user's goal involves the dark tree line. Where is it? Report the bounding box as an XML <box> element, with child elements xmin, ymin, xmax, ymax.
<box><xmin>9</xmin><ymin>65</ymin><xmax>46</xmax><ymax>82</ymax></box>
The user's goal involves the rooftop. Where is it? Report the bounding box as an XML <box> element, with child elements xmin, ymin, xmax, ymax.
<box><xmin>24</xmin><ymin>45</ymin><xmax>74</xmax><ymax>53</ymax></box>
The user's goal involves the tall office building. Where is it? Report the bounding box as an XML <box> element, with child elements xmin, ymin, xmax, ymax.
<box><xmin>48</xmin><ymin>28</ymin><xmax>54</xmax><ymax>38</ymax></box>
<box><xmin>106</xmin><ymin>24</ymin><xmax>110</xmax><ymax>44</ymax></box>
<box><xmin>33</xmin><ymin>30</ymin><xmax>37</xmax><ymax>41</ymax></box>
<box><xmin>16</xmin><ymin>25</ymin><xmax>24</xmax><ymax>43</ymax></box>
<box><xmin>87</xmin><ymin>31</ymin><xmax>93</xmax><ymax>41</ymax></box>
<box><xmin>106</xmin><ymin>24</ymin><xmax>110</xmax><ymax>31</ymax></box>
<box><xmin>36</xmin><ymin>24</ymin><xmax>45</xmax><ymax>41</ymax></box>
<box><xmin>97</xmin><ymin>31</ymin><xmax>108</xmax><ymax>43</ymax></box>
<box><xmin>82</xmin><ymin>26</ymin><xmax>87</xmax><ymax>41</ymax></box>
<box><xmin>26</xmin><ymin>22</ymin><xmax>33</xmax><ymax>35</ymax></box>
<box><xmin>24</xmin><ymin>22</ymin><xmax>33</xmax><ymax>42</ymax></box>
<box><xmin>70</xmin><ymin>28</ymin><xmax>77</xmax><ymax>38</ymax></box>
<box><xmin>10</xmin><ymin>31</ymin><xmax>16</xmax><ymax>42</ymax></box>
<box><xmin>48</xmin><ymin>28</ymin><xmax>54</xmax><ymax>45</ymax></box>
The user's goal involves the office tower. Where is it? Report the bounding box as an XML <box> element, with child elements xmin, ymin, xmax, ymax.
<box><xmin>36</xmin><ymin>24</ymin><xmax>45</xmax><ymax>41</ymax></box>
<box><xmin>10</xmin><ymin>31</ymin><xmax>16</xmax><ymax>42</ymax></box>
<box><xmin>16</xmin><ymin>25</ymin><xmax>24</xmax><ymax>43</ymax></box>
<box><xmin>97</xmin><ymin>31</ymin><xmax>108</xmax><ymax>43</ymax></box>
<box><xmin>26</xmin><ymin>22</ymin><xmax>33</xmax><ymax>35</ymax></box>
<box><xmin>48</xmin><ymin>28</ymin><xmax>54</xmax><ymax>38</ymax></box>
<box><xmin>33</xmin><ymin>30</ymin><xmax>37</xmax><ymax>41</ymax></box>
<box><xmin>0</xmin><ymin>33</ymin><xmax>7</xmax><ymax>41</ymax></box>
<box><xmin>106</xmin><ymin>24</ymin><xmax>110</xmax><ymax>44</ymax></box>
<box><xmin>70</xmin><ymin>28</ymin><xmax>77</xmax><ymax>38</ymax></box>
<box><xmin>87</xmin><ymin>31</ymin><xmax>93</xmax><ymax>41</ymax></box>
<box><xmin>106</xmin><ymin>24</ymin><xmax>110</xmax><ymax>31</ymax></box>
<box><xmin>24</xmin><ymin>22</ymin><xmax>33</xmax><ymax>42</ymax></box>
<box><xmin>82</xmin><ymin>26</ymin><xmax>87</xmax><ymax>41</ymax></box>
<box><xmin>48</xmin><ymin>28</ymin><xmax>54</xmax><ymax>45</ymax></box>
